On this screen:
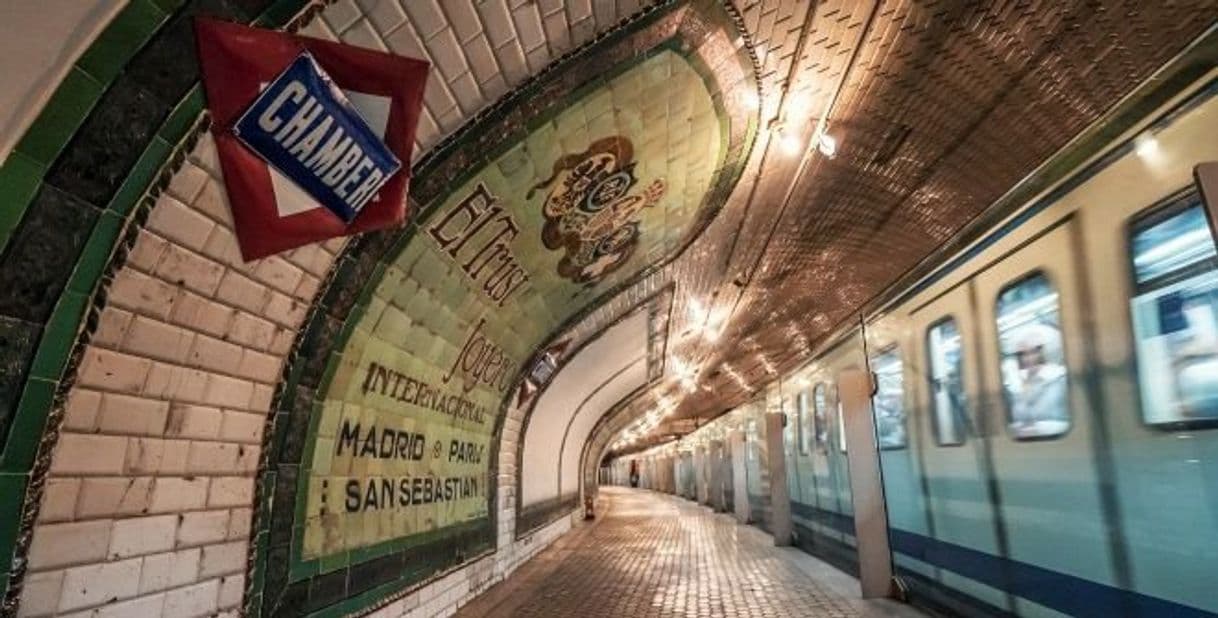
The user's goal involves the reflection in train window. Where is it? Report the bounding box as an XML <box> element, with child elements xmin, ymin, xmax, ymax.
<box><xmin>996</xmin><ymin>272</ymin><xmax>1071</xmax><ymax>439</ymax></box>
<box><xmin>870</xmin><ymin>348</ymin><xmax>907</xmax><ymax>449</ymax></box>
<box><xmin>813</xmin><ymin>383</ymin><xmax>829</xmax><ymax>451</ymax></box>
<box><xmin>837</xmin><ymin>397</ymin><xmax>847</xmax><ymax>455</ymax></box>
<box><xmin>797</xmin><ymin>390</ymin><xmax>812</xmax><ymax>455</ymax></box>
<box><xmin>927</xmin><ymin>318</ymin><xmax>968</xmax><ymax>445</ymax></box>
<box><xmin>1130</xmin><ymin>202</ymin><xmax>1218</xmax><ymax>426</ymax></box>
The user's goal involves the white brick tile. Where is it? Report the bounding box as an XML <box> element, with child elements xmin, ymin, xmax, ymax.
<box><xmin>59</xmin><ymin>592</ymin><xmax>165</xmax><ymax>618</ymax></box>
<box><xmin>208</xmin><ymin>477</ymin><xmax>254</xmax><ymax>508</ymax></box>
<box><xmin>294</xmin><ymin>273</ymin><xmax>322</xmax><ymax>302</ymax></box>
<box><xmin>51</xmin><ymin>434</ymin><xmax>128</xmax><ymax>476</ymax></box>
<box><xmin>127</xmin><ymin>230</ymin><xmax>170</xmax><ymax>273</ymax></box>
<box><xmin>322</xmin><ymin>0</ymin><xmax>362</xmax><ymax>33</ymax></box>
<box><xmin>262</xmin><ymin>291</ymin><xmax>307</xmax><ymax>328</ymax></box>
<box><xmin>186</xmin><ymin>442</ymin><xmax>242</xmax><ymax>475</ymax></box>
<box><xmin>107</xmin><ymin>270</ymin><xmax>177</xmax><ymax>319</ymax></box>
<box><xmin>28</xmin><ymin>520</ymin><xmax>112</xmax><ymax>570</ymax></box>
<box><xmin>357</xmin><ymin>0</ymin><xmax>407</xmax><ymax>35</ymax></box>
<box><xmin>464</xmin><ymin>34</ymin><xmax>499</xmax><ymax>84</ymax></box>
<box><xmin>299</xmin><ymin>13</ymin><xmax>339</xmax><ymax>40</ymax></box>
<box><xmin>97</xmin><ymin>392</ymin><xmax>170</xmax><ymax>436</ymax></box>
<box><xmin>177</xmin><ymin>510</ymin><xmax>230</xmax><ymax>547</ymax></box>
<box><xmin>154</xmin><ymin>245</ymin><xmax>225</xmax><ymax>297</ymax></box>
<box><xmin>199</xmin><ymin>224</ymin><xmax>244</xmax><ymax>270</ymax></box>
<box><xmin>566</xmin><ymin>0</ymin><xmax>593</xmax><ymax>24</ymax></box>
<box><xmin>147</xmin><ymin>194</ymin><xmax>215</xmax><ymax>252</ymax></box>
<box><xmin>477</xmin><ymin>0</ymin><xmax>515</xmax><ymax>47</ymax></box>
<box><xmin>428</xmin><ymin>27</ymin><xmax>467</xmax><ymax>81</ymax></box>
<box><xmin>524</xmin><ymin>43</ymin><xmax>550</xmax><ymax>74</ymax></box>
<box><xmin>541</xmin><ymin>7</ymin><xmax>571</xmax><ymax>54</ymax></box>
<box><xmin>443</xmin><ymin>0</ymin><xmax>480</xmax><ymax>42</ymax></box>
<box><xmin>511</xmin><ymin>3</ymin><xmax>545</xmax><ymax>52</ymax></box>
<box><xmin>495</xmin><ymin>40</ymin><xmax>529</xmax><ymax>84</ymax></box>
<box><xmin>165</xmin><ymin>403</ymin><xmax>223</xmax><ymax>440</ymax></box>
<box><xmin>188</xmin><ymin>134</ymin><xmax>220</xmax><ymax>175</ymax></box>
<box><xmin>75</xmin><ymin>477</ymin><xmax>153</xmax><ymax>519</ymax></box>
<box><xmin>228</xmin><ymin>312</ymin><xmax>277</xmax><ymax>350</ymax></box>
<box><xmin>238</xmin><ymin>348</ymin><xmax>281</xmax><ymax>384</ymax></box>
<box><xmin>384</xmin><ymin>19</ymin><xmax>428</xmax><ymax>59</ymax></box>
<box><xmin>148</xmin><ymin>477</ymin><xmax>210</xmax><ymax>513</ymax></box>
<box><xmin>139</xmin><ymin>548</ymin><xmax>201</xmax><ymax>595</ymax></box>
<box><xmin>214</xmin><ymin>271</ymin><xmax>269</xmax><ymax>314</ymax></box>
<box><xmin>77</xmin><ymin>348</ymin><xmax>153</xmax><ymax>394</ymax></box>
<box><xmin>57</xmin><ymin>557</ymin><xmax>141</xmax><ymax>612</ymax></box>
<box><xmin>142</xmin><ymin>363</ymin><xmax>208</xmax><ymax>405</ymax></box>
<box><xmin>187</xmin><ymin>334</ymin><xmax>244</xmax><ymax>375</ymax></box>
<box><xmin>217</xmin><ymin>573</ymin><xmax>244</xmax><ymax>609</ymax></box>
<box><xmin>108</xmin><ymin>515</ymin><xmax>176</xmax><ymax>561</ymax></box>
<box><xmin>166</xmin><ymin>161</ymin><xmax>209</xmax><ymax>205</ymax></box>
<box><xmin>422</xmin><ymin>74</ymin><xmax>459</xmax><ymax>122</ymax></box>
<box><xmin>190</xmin><ymin>180</ymin><xmax>233</xmax><ymax>227</ymax></box>
<box><xmin>169</xmin><ymin>291</ymin><xmax>235</xmax><ymax>338</ymax></box>
<box><xmin>18</xmin><ymin>569</ymin><xmax>64</xmax><ymax>617</ymax></box>
<box><xmin>226</xmin><ymin>507</ymin><xmax>252</xmax><ymax>540</ymax></box>
<box><xmin>404</xmin><ymin>0</ymin><xmax>446</xmax><ymax>39</ymax></box>
<box><xmin>162</xmin><ymin>578</ymin><xmax>219</xmax><ymax>618</ymax></box>
<box><xmin>250</xmin><ymin>383</ymin><xmax>276</xmax><ymax>412</ymax></box>
<box><xmin>199</xmin><ymin>540</ymin><xmax>246</xmax><ymax>578</ymax></box>
<box><xmin>341</xmin><ymin>18</ymin><xmax>389</xmax><ymax>52</ymax></box>
<box><xmin>221</xmin><ymin>409</ymin><xmax>266</xmax><ymax>443</ymax></box>
<box><xmin>120</xmin><ymin>316</ymin><xmax>193</xmax><ymax>365</ymax></box>
<box><xmin>39</xmin><ymin>478</ymin><xmax>81</xmax><ymax>523</ymax></box>
<box><xmin>125</xmin><ymin>437</ymin><xmax>190</xmax><ymax>476</ymax></box>
<box><xmin>448</xmin><ymin>71</ymin><xmax>484</xmax><ymax>115</ymax></box>
<box><xmin>62</xmin><ymin>388</ymin><xmax>100</xmax><ymax>432</ymax></box>
<box><xmin>202</xmin><ymin>374</ymin><xmax>255</xmax><ymax>410</ymax></box>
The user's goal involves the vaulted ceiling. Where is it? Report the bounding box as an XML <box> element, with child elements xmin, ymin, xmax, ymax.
<box><xmin>570</xmin><ymin>0</ymin><xmax>1218</xmax><ymax>454</ymax></box>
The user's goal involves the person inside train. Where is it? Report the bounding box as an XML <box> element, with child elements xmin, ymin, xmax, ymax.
<box><xmin>1009</xmin><ymin>323</ymin><xmax>1069</xmax><ymax>437</ymax></box>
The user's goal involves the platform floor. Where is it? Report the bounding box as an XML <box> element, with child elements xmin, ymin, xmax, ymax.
<box><xmin>457</xmin><ymin>487</ymin><xmax>925</xmax><ymax>617</ymax></box>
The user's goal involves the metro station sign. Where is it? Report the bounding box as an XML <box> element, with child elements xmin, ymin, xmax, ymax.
<box><xmin>194</xmin><ymin>18</ymin><xmax>428</xmax><ymax>260</ymax></box>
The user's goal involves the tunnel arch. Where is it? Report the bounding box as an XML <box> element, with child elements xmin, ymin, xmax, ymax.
<box><xmin>0</xmin><ymin>1</ymin><xmax>761</xmax><ymax>616</ymax></box>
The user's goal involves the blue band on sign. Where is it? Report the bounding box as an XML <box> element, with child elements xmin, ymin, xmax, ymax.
<box><xmin>233</xmin><ymin>52</ymin><xmax>401</xmax><ymax>223</ymax></box>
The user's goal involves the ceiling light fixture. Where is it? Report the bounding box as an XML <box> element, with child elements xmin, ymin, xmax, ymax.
<box><xmin>815</xmin><ymin>130</ymin><xmax>837</xmax><ymax>158</ymax></box>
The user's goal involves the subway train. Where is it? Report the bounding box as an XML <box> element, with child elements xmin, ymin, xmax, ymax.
<box><xmin>613</xmin><ymin>66</ymin><xmax>1218</xmax><ymax>617</ymax></box>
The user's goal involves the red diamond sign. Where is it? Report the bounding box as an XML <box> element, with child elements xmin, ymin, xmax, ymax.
<box><xmin>194</xmin><ymin>17</ymin><xmax>428</xmax><ymax>261</ymax></box>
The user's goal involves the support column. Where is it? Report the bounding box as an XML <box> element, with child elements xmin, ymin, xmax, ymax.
<box><xmin>765</xmin><ymin>413</ymin><xmax>793</xmax><ymax>545</ymax></box>
<box><xmin>708</xmin><ymin>440</ymin><xmax>727</xmax><ymax>511</ymax></box>
<box><xmin>693</xmin><ymin>446</ymin><xmax>708</xmax><ymax>504</ymax></box>
<box><xmin>839</xmin><ymin>367</ymin><xmax>894</xmax><ymax>598</ymax></box>
<box><xmin>729</xmin><ymin>429</ymin><xmax>750</xmax><ymax>523</ymax></box>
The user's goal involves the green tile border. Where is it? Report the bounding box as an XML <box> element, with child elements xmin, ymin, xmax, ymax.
<box><xmin>0</xmin><ymin>0</ymin><xmax>318</xmax><ymax>609</ymax></box>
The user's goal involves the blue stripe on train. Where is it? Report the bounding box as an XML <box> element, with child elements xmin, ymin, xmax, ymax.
<box><xmin>787</xmin><ymin>500</ymin><xmax>1216</xmax><ymax>618</ymax></box>
<box><xmin>888</xmin><ymin>529</ymin><xmax>1218</xmax><ymax>618</ymax></box>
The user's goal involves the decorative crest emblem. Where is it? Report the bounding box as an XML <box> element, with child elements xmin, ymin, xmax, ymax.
<box><xmin>529</xmin><ymin>136</ymin><xmax>666</xmax><ymax>283</ymax></box>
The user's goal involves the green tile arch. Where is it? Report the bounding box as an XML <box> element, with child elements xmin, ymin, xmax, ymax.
<box><xmin>0</xmin><ymin>0</ymin><xmax>323</xmax><ymax>609</ymax></box>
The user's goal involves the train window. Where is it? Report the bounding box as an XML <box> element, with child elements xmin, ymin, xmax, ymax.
<box><xmin>927</xmin><ymin>318</ymin><xmax>968</xmax><ymax>446</ymax></box>
<box><xmin>870</xmin><ymin>347</ymin><xmax>907</xmax><ymax>449</ymax></box>
<box><xmin>996</xmin><ymin>272</ymin><xmax>1071</xmax><ymax>439</ymax></box>
<box><xmin>813</xmin><ymin>383</ymin><xmax>829</xmax><ymax>451</ymax></box>
<box><xmin>1129</xmin><ymin>201</ymin><xmax>1218</xmax><ymax>426</ymax></box>
<box><xmin>797</xmin><ymin>390</ymin><xmax>812</xmax><ymax>455</ymax></box>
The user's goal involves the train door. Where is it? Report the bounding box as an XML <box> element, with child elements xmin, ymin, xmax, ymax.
<box><xmin>908</xmin><ymin>285</ymin><xmax>1010</xmax><ymax>611</ymax></box>
<box><xmin>829</xmin><ymin>382</ymin><xmax>855</xmax><ymax>550</ymax></box>
<box><xmin>1090</xmin><ymin>194</ymin><xmax>1218</xmax><ymax>615</ymax></box>
<box><xmin>973</xmin><ymin>219</ymin><xmax>1118</xmax><ymax>616</ymax></box>
<box><xmin>865</xmin><ymin>322</ymin><xmax>934</xmax><ymax>586</ymax></box>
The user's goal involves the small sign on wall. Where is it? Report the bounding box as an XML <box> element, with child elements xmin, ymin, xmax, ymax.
<box><xmin>194</xmin><ymin>18</ymin><xmax>428</xmax><ymax>260</ymax></box>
